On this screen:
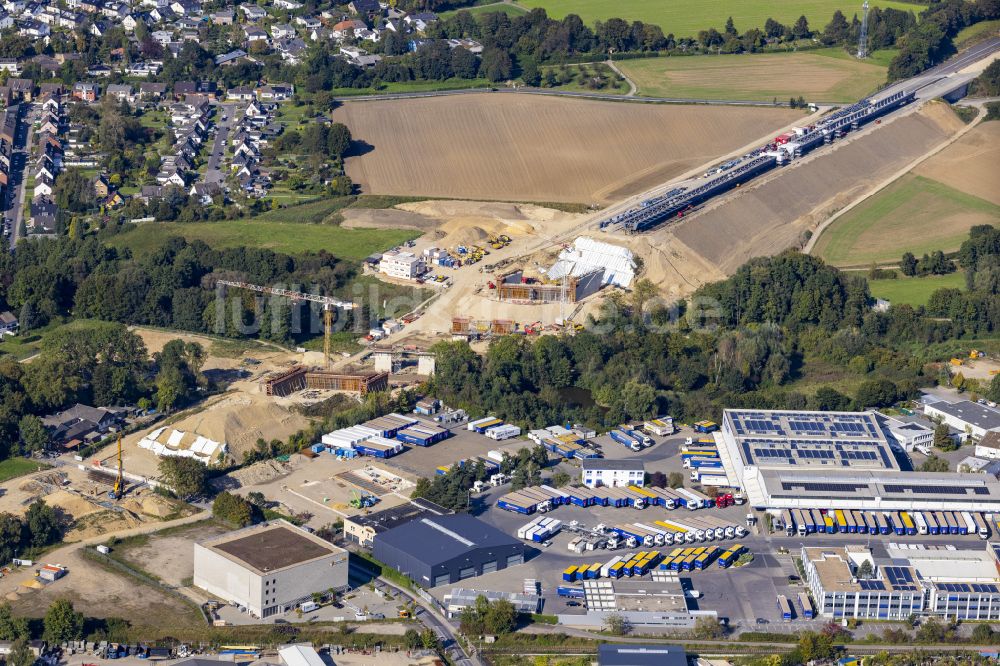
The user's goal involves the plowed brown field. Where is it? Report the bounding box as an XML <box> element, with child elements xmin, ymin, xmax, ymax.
<box><xmin>914</xmin><ymin>120</ymin><xmax>1000</xmax><ymax>205</ymax></box>
<box><xmin>333</xmin><ymin>94</ymin><xmax>802</xmax><ymax>204</ymax></box>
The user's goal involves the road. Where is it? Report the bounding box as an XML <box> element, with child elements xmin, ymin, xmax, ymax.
<box><xmin>3</xmin><ymin>104</ymin><xmax>35</xmax><ymax>249</ymax></box>
<box><xmin>204</xmin><ymin>103</ymin><xmax>237</xmax><ymax>185</ymax></box>
<box><xmin>334</xmin><ymin>85</ymin><xmax>798</xmax><ymax>107</ymax></box>
<box><xmin>605</xmin><ymin>59</ymin><xmax>637</xmax><ymax>96</ymax></box>
<box><xmin>349</xmin><ymin>562</ymin><xmax>485</xmax><ymax>666</ymax></box>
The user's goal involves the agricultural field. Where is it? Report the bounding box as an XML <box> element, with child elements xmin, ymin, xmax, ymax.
<box><xmin>517</xmin><ymin>0</ymin><xmax>923</xmax><ymax>39</ymax></box>
<box><xmin>109</xmin><ymin>219</ymin><xmax>415</xmax><ymax>259</ymax></box>
<box><xmin>441</xmin><ymin>1</ymin><xmax>528</xmax><ymax>18</ymax></box>
<box><xmin>813</xmin><ymin>116</ymin><xmax>1000</xmax><ymax>270</ymax></box>
<box><xmin>332</xmin><ymin>94</ymin><xmax>802</xmax><ymax>204</ymax></box>
<box><xmin>617</xmin><ymin>48</ymin><xmax>889</xmax><ymax>102</ymax></box>
<box><xmin>868</xmin><ymin>272</ymin><xmax>966</xmax><ymax>307</ymax></box>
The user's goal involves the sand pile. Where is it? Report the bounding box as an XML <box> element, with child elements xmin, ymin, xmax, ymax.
<box><xmin>43</xmin><ymin>490</ymin><xmax>102</xmax><ymax>519</ymax></box>
<box><xmin>394</xmin><ymin>200</ymin><xmax>579</xmax><ymax>248</ymax></box>
<box><xmin>224</xmin><ymin>459</ymin><xmax>292</xmax><ymax>489</ymax></box>
<box><xmin>166</xmin><ymin>393</ymin><xmax>311</xmax><ymax>460</ymax></box>
<box><xmin>123</xmin><ymin>496</ymin><xmax>174</xmax><ymax>518</ymax></box>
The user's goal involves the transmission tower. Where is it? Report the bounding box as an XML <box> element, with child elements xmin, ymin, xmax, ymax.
<box><xmin>856</xmin><ymin>0</ymin><xmax>870</xmax><ymax>59</ymax></box>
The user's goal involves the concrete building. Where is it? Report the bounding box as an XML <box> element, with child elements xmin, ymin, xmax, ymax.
<box><xmin>876</xmin><ymin>412</ymin><xmax>934</xmax><ymax>452</ymax></box>
<box><xmin>976</xmin><ymin>432</ymin><xmax>1000</xmax><ymax>460</ymax></box>
<box><xmin>379</xmin><ymin>250</ymin><xmax>425</xmax><ymax>280</ymax></box>
<box><xmin>343</xmin><ymin>497</ymin><xmax>451</xmax><ymax>547</ymax></box>
<box><xmin>803</xmin><ymin>543</ymin><xmax>1000</xmax><ymax>621</ymax></box>
<box><xmin>597</xmin><ymin>644</ymin><xmax>688</xmax><ymax>666</ymax></box>
<box><xmin>924</xmin><ymin>400</ymin><xmax>1000</xmax><ymax>441</ymax></box>
<box><xmin>373</xmin><ymin>514</ymin><xmax>523</xmax><ymax>588</ymax></box>
<box><xmin>193</xmin><ymin>520</ymin><xmax>349</xmax><ymax>618</ymax></box>
<box><xmin>581</xmin><ymin>459</ymin><xmax>645</xmax><ymax>488</ymax></box>
<box><xmin>801</xmin><ymin>545</ymin><xmax>924</xmax><ymax>620</ymax></box>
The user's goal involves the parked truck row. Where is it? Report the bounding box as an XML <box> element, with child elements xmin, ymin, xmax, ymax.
<box><xmin>496</xmin><ymin>483</ymin><xmax>718</xmax><ymax>515</ymax></box>
<box><xmin>779</xmin><ymin>508</ymin><xmax>991</xmax><ymax>540</ymax></box>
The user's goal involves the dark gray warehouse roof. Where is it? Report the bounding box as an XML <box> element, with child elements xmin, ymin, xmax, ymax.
<box><xmin>376</xmin><ymin>514</ymin><xmax>518</xmax><ymax>563</ymax></box>
<box><xmin>931</xmin><ymin>400</ymin><xmax>1000</xmax><ymax>431</ymax></box>
<box><xmin>597</xmin><ymin>644</ymin><xmax>687</xmax><ymax>666</ymax></box>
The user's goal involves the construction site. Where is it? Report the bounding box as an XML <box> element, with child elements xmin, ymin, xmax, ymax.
<box><xmin>262</xmin><ymin>366</ymin><xmax>390</xmax><ymax>397</ymax></box>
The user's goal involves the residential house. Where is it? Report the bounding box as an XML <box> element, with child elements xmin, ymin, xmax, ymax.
<box><xmin>448</xmin><ymin>38</ymin><xmax>484</xmax><ymax>54</ymax></box>
<box><xmin>29</xmin><ymin>196</ymin><xmax>58</xmax><ymax>234</ymax></box>
<box><xmin>244</xmin><ymin>26</ymin><xmax>269</xmax><ymax>43</ymax></box>
<box><xmin>0</xmin><ymin>59</ymin><xmax>19</xmax><ymax>75</ymax></box>
<box><xmin>104</xmin><ymin>191</ymin><xmax>125</xmax><ymax>208</ymax></box>
<box><xmin>93</xmin><ymin>174</ymin><xmax>111</xmax><ymax>198</ymax></box>
<box><xmin>190</xmin><ymin>181</ymin><xmax>221</xmax><ymax>204</ymax></box>
<box><xmin>257</xmin><ymin>83</ymin><xmax>294</xmax><ymax>100</ymax></box>
<box><xmin>214</xmin><ymin>49</ymin><xmax>246</xmax><ymax>67</ymax></box>
<box><xmin>38</xmin><ymin>83</ymin><xmax>65</xmax><ymax>100</ymax></box>
<box><xmin>42</xmin><ymin>403</ymin><xmax>124</xmax><ymax>447</ymax></box>
<box><xmin>34</xmin><ymin>172</ymin><xmax>54</xmax><ymax>197</ymax></box>
<box><xmin>275</xmin><ymin>37</ymin><xmax>307</xmax><ymax>63</ymax></box>
<box><xmin>8</xmin><ymin>78</ymin><xmax>34</xmax><ymax>101</ymax></box>
<box><xmin>90</xmin><ymin>19</ymin><xmax>110</xmax><ymax>36</ymax></box>
<box><xmin>340</xmin><ymin>46</ymin><xmax>381</xmax><ymax>67</ymax></box>
<box><xmin>169</xmin><ymin>0</ymin><xmax>200</xmax><ymax>16</ymax></box>
<box><xmin>87</xmin><ymin>63</ymin><xmax>112</xmax><ymax>77</ymax></box>
<box><xmin>976</xmin><ymin>432</ymin><xmax>1000</xmax><ymax>461</ymax></box>
<box><xmin>138</xmin><ymin>81</ymin><xmax>168</xmax><ymax>100</ymax></box>
<box><xmin>106</xmin><ymin>84</ymin><xmax>134</xmax><ymax>104</ymax></box>
<box><xmin>0</xmin><ymin>11</ymin><xmax>13</xmax><ymax>30</ymax></box>
<box><xmin>0</xmin><ymin>311</ymin><xmax>18</xmax><ymax>337</ymax></box>
<box><xmin>271</xmin><ymin>23</ymin><xmax>296</xmax><ymax>39</ymax></box>
<box><xmin>211</xmin><ymin>9</ymin><xmax>233</xmax><ymax>24</ymax></box>
<box><xmin>227</xmin><ymin>85</ymin><xmax>255</xmax><ymax>101</ymax></box>
<box><xmin>151</xmin><ymin>29</ymin><xmax>174</xmax><ymax>46</ymax></box>
<box><xmin>348</xmin><ymin>0</ymin><xmax>380</xmax><ymax>15</ymax></box>
<box><xmin>139</xmin><ymin>184</ymin><xmax>165</xmax><ymax>202</ymax></box>
<box><xmin>18</xmin><ymin>19</ymin><xmax>50</xmax><ymax>38</ymax></box>
<box><xmin>273</xmin><ymin>0</ymin><xmax>302</xmax><ymax>8</ymax></box>
<box><xmin>295</xmin><ymin>16</ymin><xmax>321</xmax><ymax>29</ymax></box>
<box><xmin>332</xmin><ymin>18</ymin><xmax>365</xmax><ymax>39</ymax></box>
<box><xmin>404</xmin><ymin>12</ymin><xmax>438</xmax><ymax>32</ymax></box>
<box><xmin>72</xmin><ymin>82</ymin><xmax>100</xmax><ymax>102</ymax></box>
<box><xmin>240</xmin><ymin>4</ymin><xmax>266</xmax><ymax>21</ymax></box>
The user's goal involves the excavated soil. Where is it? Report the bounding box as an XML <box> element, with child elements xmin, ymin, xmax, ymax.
<box><xmin>670</xmin><ymin>102</ymin><xmax>966</xmax><ymax>273</ymax></box>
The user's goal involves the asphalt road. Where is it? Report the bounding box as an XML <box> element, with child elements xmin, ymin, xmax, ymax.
<box><xmin>204</xmin><ymin>103</ymin><xmax>237</xmax><ymax>185</ymax></box>
<box><xmin>3</xmin><ymin>104</ymin><xmax>35</xmax><ymax>249</ymax></box>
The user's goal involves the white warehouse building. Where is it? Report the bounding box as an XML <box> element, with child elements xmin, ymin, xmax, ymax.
<box><xmin>924</xmin><ymin>399</ymin><xmax>1000</xmax><ymax>442</ymax></box>
<box><xmin>581</xmin><ymin>459</ymin><xmax>645</xmax><ymax>488</ymax></box>
<box><xmin>194</xmin><ymin>520</ymin><xmax>349</xmax><ymax>619</ymax></box>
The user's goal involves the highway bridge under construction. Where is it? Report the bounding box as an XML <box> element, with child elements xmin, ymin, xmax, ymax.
<box><xmin>602</xmin><ymin>89</ymin><xmax>917</xmax><ymax>234</ymax></box>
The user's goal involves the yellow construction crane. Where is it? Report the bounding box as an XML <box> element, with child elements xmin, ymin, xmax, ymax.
<box><xmin>109</xmin><ymin>433</ymin><xmax>124</xmax><ymax>500</ymax></box>
<box><xmin>216</xmin><ymin>280</ymin><xmax>357</xmax><ymax>368</ymax></box>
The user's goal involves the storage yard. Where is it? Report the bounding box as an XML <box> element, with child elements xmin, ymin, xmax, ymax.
<box><xmin>332</xmin><ymin>95</ymin><xmax>801</xmax><ymax>205</ymax></box>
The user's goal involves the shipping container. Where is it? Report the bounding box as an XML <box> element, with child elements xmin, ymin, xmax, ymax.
<box><xmin>693</xmin><ymin>420</ymin><xmax>718</xmax><ymax>433</ymax></box>
<box><xmin>961</xmin><ymin>511</ymin><xmax>976</xmax><ymax>536</ymax></box>
<box><xmin>556</xmin><ymin>585</ymin><xmax>585</xmax><ymax>599</ymax></box>
<box><xmin>485</xmin><ymin>424</ymin><xmax>521</xmax><ymax>441</ymax></box>
<box><xmin>925</xmin><ymin>511</ymin><xmax>939</xmax><ymax>535</ymax></box>
<box><xmin>913</xmin><ymin>512</ymin><xmax>928</xmax><ymax>535</ymax></box>
<box><xmin>900</xmin><ymin>511</ymin><xmax>916</xmax><ymax>536</ymax></box>
<box><xmin>798</xmin><ymin>593</ymin><xmax>814</xmax><ymax>620</ymax></box>
<box><xmin>610</xmin><ymin>429</ymin><xmax>642</xmax><ymax>452</ymax></box>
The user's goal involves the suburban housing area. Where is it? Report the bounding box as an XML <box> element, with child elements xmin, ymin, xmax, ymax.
<box><xmin>0</xmin><ymin>0</ymin><xmax>999</xmax><ymax>665</ymax></box>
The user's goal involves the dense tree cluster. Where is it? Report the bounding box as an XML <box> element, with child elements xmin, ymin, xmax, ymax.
<box><xmin>410</xmin><ymin>444</ymin><xmax>548</xmax><ymax>510</ymax></box>
<box><xmin>0</xmin><ymin>500</ymin><xmax>63</xmax><ymax>564</ymax></box>
<box><xmin>887</xmin><ymin>0</ymin><xmax>1000</xmax><ymax>80</ymax></box>
<box><xmin>213</xmin><ymin>491</ymin><xmax>257</xmax><ymax>526</ymax></box>
<box><xmin>458</xmin><ymin>595</ymin><xmax>519</xmax><ymax>636</ymax></box>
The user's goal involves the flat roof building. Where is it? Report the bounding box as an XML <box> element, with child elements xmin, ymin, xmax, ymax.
<box><xmin>193</xmin><ymin>520</ymin><xmax>348</xmax><ymax>619</ymax></box>
<box><xmin>581</xmin><ymin>459</ymin><xmax>645</xmax><ymax>488</ymax></box>
<box><xmin>597</xmin><ymin>644</ymin><xmax>688</xmax><ymax>666</ymax></box>
<box><xmin>876</xmin><ymin>412</ymin><xmax>935</xmax><ymax>452</ymax></box>
<box><xmin>343</xmin><ymin>497</ymin><xmax>451</xmax><ymax>547</ymax></box>
<box><xmin>717</xmin><ymin>408</ymin><xmax>1000</xmax><ymax>512</ymax></box>
<box><xmin>925</xmin><ymin>400</ymin><xmax>1000</xmax><ymax>441</ymax></box>
<box><xmin>373</xmin><ymin>514</ymin><xmax>523</xmax><ymax>588</ymax></box>
<box><xmin>803</xmin><ymin>543</ymin><xmax>1000</xmax><ymax>621</ymax></box>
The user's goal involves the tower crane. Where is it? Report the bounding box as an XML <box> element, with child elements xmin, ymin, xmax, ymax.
<box><xmin>216</xmin><ymin>281</ymin><xmax>357</xmax><ymax>369</ymax></box>
<box><xmin>109</xmin><ymin>433</ymin><xmax>125</xmax><ymax>500</ymax></box>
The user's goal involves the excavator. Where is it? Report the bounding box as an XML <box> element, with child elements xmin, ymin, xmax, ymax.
<box><xmin>349</xmin><ymin>491</ymin><xmax>377</xmax><ymax>509</ymax></box>
<box><xmin>108</xmin><ymin>433</ymin><xmax>125</xmax><ymax>500</ymax></box>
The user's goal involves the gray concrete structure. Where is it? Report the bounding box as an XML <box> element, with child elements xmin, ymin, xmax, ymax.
<box><xmin>193</xmin><ymin>520</ymin><xmax>348</xmax><ymax>618</ymax></box>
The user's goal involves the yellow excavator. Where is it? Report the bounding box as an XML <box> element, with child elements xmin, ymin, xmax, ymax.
<box><xmin>108</xmin><ymin>433</ymin><xmax>125</xmax><ymax>500</ymax></box>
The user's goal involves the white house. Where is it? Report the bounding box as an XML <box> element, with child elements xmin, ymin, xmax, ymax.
<box><xmin>0</xmin><ymin>311</ymin><xmax>19</xmax><ymax>337</ymax></box>
<box><xmin>976</xmin><ymin>432</ymin><xmax>1000</xmax><ymax>460</ymax></box>
<box><xmin>580</xmin><ymin>459</ymin><xmax>645</xmax><ymax>488</ymax></box>
<box><xmin>379</xmin><ymin>250</ymin><xmax>425</xmax><ymax>281</ymax></box>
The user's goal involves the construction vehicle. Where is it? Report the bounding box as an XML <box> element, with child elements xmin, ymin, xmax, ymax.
<box><xmin>349</xmin><ymin>491</ymin><xmax>377</xmax><ymax>509</ymax></box>
<box><xmin>950</xmin><ymin>358</ymin><xmax>964</xmax><ymax>366</ymax></box>
<box><xmin>109</xmin><ymin>434</ymin><xmax>125</xmax><ymax>500</ymax></box>
<box><xmin>397</xmin><ymin>609</ymin><xmax>411</xmax><ymax>618</ymax></box>
<box><xmin>217</xmin><ymin>281</ymin><xmax>355</xmax><ymax>369</ymax></box>
<box><xmin>971</xmin><ymin>349</ymin><xmax>985</xmax><ymax>359</ymax></box>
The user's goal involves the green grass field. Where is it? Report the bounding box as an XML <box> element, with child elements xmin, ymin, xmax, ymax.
<box><xmin>519</xmin><ymin>0</ymin><xmax>924</xmax><ymax>38</ymax></box>
<box><xmin>868</xmin><ymin>272</ymin><xmax>966</xmax><ymax>307</ymax></box>
<box><xmin>0</xmin><ymin>458</ymin><xmax>50</xmax><ymax>483</ymax></box>
<box><xmin>0</xmin><ymin>319</ymin><xmax>120</xmax><ymax>361</ymax></box>
<box><xmin>441</xmin><ymin>1</ymin><xmax>528</xmax><ymax>18</ymax></box>
<box><xmin>539</xmin><ymin>62</ymin><xmax>630</xmax><ymax>94</ymax></box>
<box><xmin>814</xmin><ymin>175</ymin><xmax>1000</xmax><ymax>267</ymax></box>
<box><xmin>617</xmin><ymin>48</ymin><xmax>888</xmax><ymax>102</ymax></box>
<box><xmin>108</xmin><ymin>219</ymin><xmax>418</xmax><ymax>260</ymax></box>
<box><xmin>955</xmin><ymin>19</ymin><xmax>1000</xmax><ymax>48</ymax></box>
